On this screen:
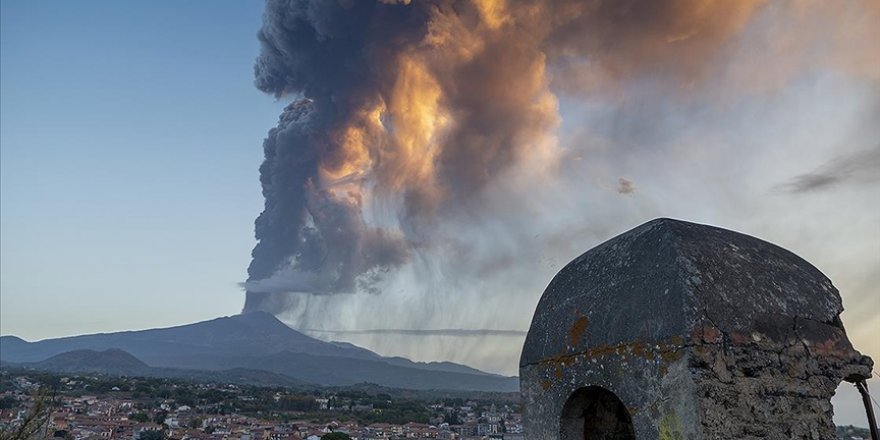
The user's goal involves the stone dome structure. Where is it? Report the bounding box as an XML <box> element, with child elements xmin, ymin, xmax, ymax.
<box><xmin>520</xmin><ymin>218</ymin><xmax>872</xmax><ymax>439</ymax></box>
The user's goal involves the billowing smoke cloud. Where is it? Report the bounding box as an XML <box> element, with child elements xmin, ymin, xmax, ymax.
<box><xmin>243</xmin><ymin>0</ymin><xmax>567</xmax><ymax>312</ymax></box>
<box><xmin>241</xmin><ymin>4</ymin><xmax>879</xmax><ymax>422</ymax></box>
<box><xmin>242</xmin><ymin>0</ymin><xmax>799</xmax><ymax>312</ymax></box>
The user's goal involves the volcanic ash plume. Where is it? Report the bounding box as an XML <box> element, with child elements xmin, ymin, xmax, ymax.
<box><xmin>242</xmin><ymin>0</ymin><xmax>563</xmax><ymax>312</ymax></box>
<box><xmin>242</xmin><ymin>0</ymin><xmax>880</xmax><ymax>317</ymax></box>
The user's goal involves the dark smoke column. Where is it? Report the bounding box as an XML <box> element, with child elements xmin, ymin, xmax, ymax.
<box><xmin>242</xmin><ymin>0</ymin><xmax>425</xmax><ymax>313</ymax></box>
<box><xmin>242</xmin><ymin>100</ymin><xmax>317</xmax><ymax>313</ymax></box>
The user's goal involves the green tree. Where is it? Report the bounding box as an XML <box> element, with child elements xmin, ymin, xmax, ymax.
<box><xmin>52</xmin><ymin>430</ymin><xmax>74</xmax><ymax>440</ymax></box>
<box><xmin>0</xmin><ymin>397</ymin><xmax>18</xmax><ymax>410</ymax></box>
<box><xmin>446</xmin><ymin>410</ymin><xmax>460</xmax><ymax>425</ymax></box>
<box><xmin>153</xmin><ymin>410</ymin><xmax>168</xmax><ymax>425</ymax></box>
<box><xmin>278</xmin><ymin>395</ymin><xmax>318</xmax><ymax>411</ymax></box>
<box><xmin>321</xmin><ymin>433</ymin><xmax>352</xmax><ymax>440</ymax></box>
<box><xmin>129</xmin><ymin>413</ymin><xmax>149</xmax><ymax>423</ymax></box>
<box><xmin>137</xmin><ymin>430</ymin><xmax>166</xmax><ymax>440</ymax></box>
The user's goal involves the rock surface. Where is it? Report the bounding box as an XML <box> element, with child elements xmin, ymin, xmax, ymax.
<box><xmin>520</xmin><ymin>218</ymin><xmax>872</xmax><ymax>440</ymax></box>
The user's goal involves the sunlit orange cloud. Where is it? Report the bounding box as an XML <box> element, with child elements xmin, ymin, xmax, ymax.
<box><xmin>318</xmin><ymin>0</ymin><xmax>880</xmax><ymax>233</ymax></box>
<box><xmin>542</xmin><ymin>0</ymin><xmax>879</xmax><ymax>97</ymax></box>
<box><xmin>248</xmin><ymin>0</ymin><xmax>879</xmax><ymax>303</ymax></box>
<box><xmin>315</xmin><ymin>0</ymin><xmax>563</xmax><ymax>227</ymax></box>
<box><xmin>719</xmin><ymin>1</ymin><xmax>880</xmax><ymax>94</ymax></box>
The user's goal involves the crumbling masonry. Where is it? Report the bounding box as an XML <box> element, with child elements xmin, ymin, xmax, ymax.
<box><xmin>520</xmin><ymin>218</ymin><xmax>873</xmax><ymax>440</ymax></box>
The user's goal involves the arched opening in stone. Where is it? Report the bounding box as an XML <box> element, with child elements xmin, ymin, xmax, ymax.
<box><xmin>560</xmin><ymin>386</ymin><xmax>636</xmax><ymax>440</ymax></box>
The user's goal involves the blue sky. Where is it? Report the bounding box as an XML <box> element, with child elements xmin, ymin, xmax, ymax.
<box><xmin>1</xmin><ymin>1</ymin><xmax>285</xmax><ymax>335</ymax></box>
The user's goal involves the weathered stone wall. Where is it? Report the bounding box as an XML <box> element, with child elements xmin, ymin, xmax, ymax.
<box><xmin>521</xmin><ymin>343</ymin><xmax>703</xmax><ymax>440</ymax></box>
<box><xmin>689</xmin><ymin>317</ymin><xmax>872</xmax><ymax>440</ymax></box>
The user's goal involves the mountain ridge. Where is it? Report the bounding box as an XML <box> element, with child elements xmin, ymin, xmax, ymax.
<box><xmin>0</xmin><ymin>312</ymin><xmax>517</xmax><ymax>392</ymax></box>
<box><xmin>37</xmin><ymin>348</ymin><xmax>149</xmax><ymax>372</ymax></box>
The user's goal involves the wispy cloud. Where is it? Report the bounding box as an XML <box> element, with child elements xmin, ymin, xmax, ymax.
<box><xmin>776</xmin><ymin>145</ymin><xmax>880</xmax><ymax>193</ymax></box>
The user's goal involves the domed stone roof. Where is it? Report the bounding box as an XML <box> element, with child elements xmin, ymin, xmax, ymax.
<box><xmin>520</xmin><ymin>217</ymin><xmax>843</xmax><ymax>368</ymax></box>
<box><xmin>518</xmin><ymin>218</ymin><xmax>871</xmax><ymax>439</ymax></box>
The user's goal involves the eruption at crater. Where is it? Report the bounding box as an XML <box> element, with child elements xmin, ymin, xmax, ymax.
<box><xmin>241</xmin><ymin>0</ymin><xmax>879</xmax><ymax>318</ymax></box>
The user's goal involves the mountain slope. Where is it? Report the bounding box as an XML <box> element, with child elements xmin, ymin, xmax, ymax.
<box><xmin>35</xmin><ymin>348</ymin><xmax>150</xmax><ymax>374</ymax></box>
<box><xmin>0</xmin><ymin>312</ymin><xmax>517</xmax><ymax>392</ymax></box>
<box><xmin>382</xmin><ymin>357</ymin><xmax>498</xmax><ymax>376</ymax></box>
<box><xmin>0</xmin><ymin>312</ymin><xmax>378</xmax><ymax>366</ymax></box>
<box><xmin>226</xmin><ymin>351</ymin><xmax>517</xmax><ymax>391</ymax></box>
<box><xmin>13</xmin><ymin>348</ymin><xmax>306</xmax><ymax>387</ymax></box>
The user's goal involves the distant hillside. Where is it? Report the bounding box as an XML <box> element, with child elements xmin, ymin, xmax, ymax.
<box><xmin>0</xmin><ymin>312</ymin><xmax>384</xmax><ymax>372</ymax></box>
<box><xmin>0</xmin><ymin>312</ymin><xmax>517</xmax><ymax>392</ymax></box>
<box><xmin>0</xmin><ymin>336</ymin><xmax>29</xmax><ymax>355</ymax></box>
<box><xmin>215</xmin><ymin>350</ymin><xmax>517</xmax><ymax>391</ymax></box>
<box><xmin>383</xmin><ymin>357</ymin><xmax>497</xmax><ymax>376</ymax></box>
<box><xmin>35</xmin><ymin>348</ymin><xmax>150</xmax><ymax>374</ymax></box>
<box><xmin>1</xmin><ymin>312</ymin><xmax>377</xmax><ymax>365</ymax></box>
<box><xmin>8</xmin><ymin>348</ymin><xmax>306</xmax><ymax>387</ymax></box>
